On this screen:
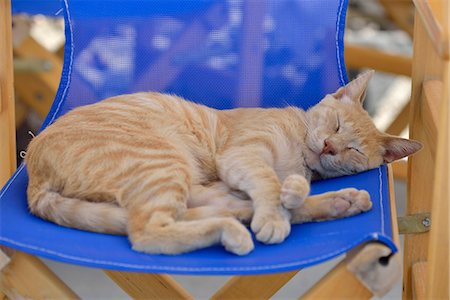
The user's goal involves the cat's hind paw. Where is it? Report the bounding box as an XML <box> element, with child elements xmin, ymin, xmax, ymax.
<box><xmin>221</xmin><ymin>219</ymin><xmax>254</xmax><ymax>255</ymax></box>
<box><xmin>280</xmin><ymin>174</ymin><xmax>310</xmax><ymax>209</ymax></box>
<box><xmin>333</xmin><ymin>188</ymin><xmax>372</xmax><ymax>217</ymax></box>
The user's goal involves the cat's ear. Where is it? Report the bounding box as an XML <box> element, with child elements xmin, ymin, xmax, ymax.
<box><xmin>332</xmin><ymin>70</ymin><xmax>374</xmax><ymax>104</ymax></box>
<box><xmin>381</xmin><ymin>135</ymin><xmax>423</xmax><ymax>163</ymax></box>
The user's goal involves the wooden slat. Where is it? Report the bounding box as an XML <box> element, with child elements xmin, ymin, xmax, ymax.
<box><xmin>211</xmin><ymin>271</ymin><xmax>298</xmax><ymax>300</ymax></box>
<box><xmin>1</xmin><ymin>252</ymin><xmax>80</xmax><ymax>299</ymax></box>
<box><xmin>426</xmin><ymin>62</ymin><xmax>449</xmax><ymax>300</ymax></box>
<box><xmin>301</xmin><ymin>258</ymin><xmax>371</xmax><ymax>299</ymax></box>
<box><xmin>0</xmin><ymin>0</ymin><xmax>16</xmax><ymax>186</ymax></box>
<box><xmin>345</xmin><ymin>44</ymin><xmax>412</xmax><ymax>76</ymax></box>
<box><xmin>386</xmin><ymin>101</ymin><xmax>411</xmax><ymax>136</ymax></box>
<box><xmin>421</xmin><ymin>80</ymin><xmax>442</xmax><ymax>156</ymax></box>
<box><xmin>412</xmin><ymin>262</ymin><xmax>427</xmax><ymax>300</ymax></box>
<box><xmin>412</xmin><ymin>0</ymin><xmax>449</xmax><ymax>59</ymax></box>
<box><xmin>105</xmin><ymin>271</ymin><xmax>193</xmax><ymax>300</ymax></box>
<box><xmin>403</xmin><ymin>9</ymin><xmax>444</xmax><ymax>300</ymax></box>
<box><xmin>379</xmin><ymin>0</ymin><xmax>415</xmax><ymax>37</ymax></box>
<box><xmin>14</xmin><ymin>97</ymin><xmax>28</xmax><ymax>127</ymax></box>
<box><xmin>392</xmin><ymin>160</ymin><xmax>408</xmax><ymax>181</ymax></box>
<box><xmin>13</xmin><ymin>36</ymin><xmax>62</xmax><ymax>119</ymax></box>
<box><xmin>387</xmin><ymin>165</ymin><xmax>401</xmax><ymax>247</ymax></box>
<box><xmin>1</xmin><ymin>4</ymin><xmax>80</xmax><ymax>299</ymax></box>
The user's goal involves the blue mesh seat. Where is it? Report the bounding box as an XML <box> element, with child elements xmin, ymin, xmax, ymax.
<box><xmin>1</xmin><ymin>0</ymin><xmax>397</xmax><ymax>276</ymax></box>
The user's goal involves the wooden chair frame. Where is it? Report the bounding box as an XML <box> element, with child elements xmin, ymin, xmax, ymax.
<box><xmin>1</xmin><ymin>0</ymin><xmax>448</xmax><ymax>299</ymax></box>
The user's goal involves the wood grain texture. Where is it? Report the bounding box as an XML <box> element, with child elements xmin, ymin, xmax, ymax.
<box><xmin>301</xmin><ymin>257</ymin><xmax>371</xmax><ymax>300</ymax></box>
<box><xmin>0</xmin><ymin>0</ymin><xmax>16</xmax><ymax>186</ymax></box>
<box><xmin>105</xmin><ymin>271</ymin><xmax>193</xmax><ymax>300</ymax></box>
<box><xmin>379</xmin><ymin>0</ymin><xmax>414</xmax><ymax>37</ymax></box>
<box><xmin>412</xmin><ymin>262</ymin><xmax>427</xmax><ymax>300</ymax></box>
<box><xmin>345</xmin><ymin>44</ymin><xmax>412</xmax><ymax>76</ymax></box>
<box><xmin>392</xmin><ymin>160</ymin><xmax>408</xmax><ymax>181</ymax></box>
<box><xmin>0</xmin><ymin>252</ymin><xmax>80</xmax><ymax>300</ymax></box>
<box><xmin>211</xmin><ymin>271</ymin><xmax>298</xmax><ymax>300</ymax></box>
<box><xmin>421</xmin><ymin>80</ymin><xmax>442</xmax><ymax>156</ymax></box>
<box><xmin>412</xmin><ymin>0</ymin><xmax>449</xmax><ymax>58</ymax></box>
<box><xmin>13</xmin><ymin>36</ymin><xmax>62</xmax><ymax>119</ymax></box>
<box><xmin>426</xmin><ymin>61</ymin><xmax>449</xmax><ymax>300</ymax></box>
<box><xmin>403</xmin><ymin>10</ymin><xmax>443</xmax><ymax>299</ymax></box>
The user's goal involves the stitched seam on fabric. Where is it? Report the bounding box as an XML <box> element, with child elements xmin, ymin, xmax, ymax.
<box><xmin>49</xmin><ymin>0</ymin><xmax>74</xmax><ymax>124</ymax></box>
<box><xmin>0</xmin><ymin>164</ymin><xmax>25</xmax><ymax>200</ymax></box>
<box><xmin>378</xmin><ymin>166</ymin><xmax>384</xmax><ymax>235</ymax></box>
<box><xmin>0</xmin><ymin>236</ymin><xmax>375</xmax><ymax>272</ymax></box>
<box><xmin>335</xmin><ymin>0</ymin><xmax>345</xmax><ymax>85</ymax></box>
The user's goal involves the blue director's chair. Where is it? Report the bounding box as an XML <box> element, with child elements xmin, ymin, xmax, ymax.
<box><xmin>0</xmin><ymin>0</ymin><xmax>402</xmax><ymax>298</ymax></box>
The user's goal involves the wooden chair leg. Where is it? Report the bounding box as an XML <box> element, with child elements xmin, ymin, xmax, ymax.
<box><xmin>1</xmin><ymin>3</ymin><xmax>80</xmax><ymax>299</ymax></box>
<box><xmin>403</xmin><ymin>6</ymin><xmax>445</xmax><ymax>298</ymax></box>
<box><xmin>425</xmin><ymin>61</ymin><xmax>449</xmax><ymax>300</ymax></box>
<box><xmin>211</xmin><ymin>271</ymin><xmax>299</xmax><ymax>300</ymax></box>
<box><xmin>105</xmin><ymin>271</ymin><xmax>193</xmax><ymax>300</ymax></box>
<box><xmin>0</xmin><ymin>0</ymin><xmax>16</xmax><ymax>186</ymax></box>
<box><xmin>392</xmin><ymin>160</ymin><xmax>408</xmax><ymax>181</ymax></box>
<box><xmin>300</xmin><ymin>255</ymin><xmax>372</xmax><ymax>300</ymax></box>
<box><xmin>1</xmin><ymin>251</ymin><xmax>80</xmax><ymax>299</ymax></box>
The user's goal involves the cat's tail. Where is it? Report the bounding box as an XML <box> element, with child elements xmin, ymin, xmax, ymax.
<box><xmin>27</xmin><ymin>182</ymin><xmax>128</xmax><ymax>235</ymax></box>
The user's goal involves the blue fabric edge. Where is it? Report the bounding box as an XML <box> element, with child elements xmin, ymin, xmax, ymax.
<box><xmin>337</xmin><ymin>0</ymin><xmax>349</xmax><ymax>86</ymax></box>
<box><xmin>39</xmin><ymin>0</ymin><xmax>74</xmax><ymax>131</ymax></box>
<box><xmin>0</xmin><ymin>233</ymin><xmax>395</xmax><ymax>275</ymax></box>
<box><xmin>0</xmin><ymin>166</ymin><xmax>397</xmax><ymax>275</ymax></box>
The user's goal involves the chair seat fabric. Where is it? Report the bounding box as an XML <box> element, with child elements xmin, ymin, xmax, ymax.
<box><xmin>0</xmin><ymin>164</ymin><xmax>395</xmax><ymax>275</ymax></box>
<box><xmin>0</xmin><ymin>0</ymin><xmax>396</xmax><ymax>275</ymax></box>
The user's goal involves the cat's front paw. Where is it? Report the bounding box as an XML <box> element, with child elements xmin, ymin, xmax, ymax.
<box><xmin>221</xmin><ymin>219</ymin><xmax>254</xmax><ymax>255</ymax></box>
<box><xmin>333</xmin><ymin>188</ymin><xmax>372</xmax><ymax>217</ymax></box>
<box><xmin>251</xmin><ymin>206</ymin><xmax>291</xmax><ymax>244</ymax></box>
<box><xmin>281</xmin><ymin>174</ymin><xmax>310</xmax><ymax>209</ymax></box>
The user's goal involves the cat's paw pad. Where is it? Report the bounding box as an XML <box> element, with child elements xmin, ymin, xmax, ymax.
<box><xmin>221</xmin><ymin>219</ymin><xmax>254</xmax><ymax>255</ymax></box>
<box><xmin>251</xmin><ymin>207</ymin><xmax>291</xmax><ymax>244</ymax></box>
<box><xmin>333</xmin><ymin>188</ymin><xmax>372</xmax><ymax>217</ymax></box>
<box><xmin>281</xmin><ymin>174</ymin><xmax>310</xmax><ymax>209</ymax></box>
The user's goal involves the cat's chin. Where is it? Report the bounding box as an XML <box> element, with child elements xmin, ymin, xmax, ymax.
<box><xmin>303</xmin><ymin>147</ymin><xmax>332</xmax><ymax>179</ymax></box>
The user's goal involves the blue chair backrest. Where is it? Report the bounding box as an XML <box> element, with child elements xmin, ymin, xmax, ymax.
<box><xmin>41</xmin><ymin>0</ymin><xmax>348</xmax><ymax>128</ymax></box>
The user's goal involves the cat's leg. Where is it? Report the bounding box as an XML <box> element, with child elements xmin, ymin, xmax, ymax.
<box><xmin>187</xmin><ymin>183</ymin><xmax>253</xmax><ymax>224</ymax></box>
<box><xmin>124</xmin><ymin>170</ymin><xmax>253</xmax><ymax>255</ymax></box>
<box><xmin>188</xmin><ymin>182</ymin><xmax>249</xmax><ymax>208</ymax></box>
<box><xmin>287</xmin><ymin>188</ymin><xmax>372</xmax><ymax>224</ymax></box>
<box><xmin>216</xmin><ymin>152</ymin><xmax>290</xmax><ymax>244</ymax></box>
<box><xmin>128</xmin><ymin>205</ymin><xmax>253</xmax><ymax>255</ymax></box>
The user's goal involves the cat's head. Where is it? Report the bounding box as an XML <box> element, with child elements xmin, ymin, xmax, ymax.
<box><xmin>304</xmin><ymin>70</ymin><xmax>422</xmax><ymax>178</ymax></box>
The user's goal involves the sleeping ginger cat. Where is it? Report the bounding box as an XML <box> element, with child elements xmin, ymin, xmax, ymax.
<box><xmin>25</xmin><ymin>71</ymin><xmax>421</xmax><ymax>255</ymax></box>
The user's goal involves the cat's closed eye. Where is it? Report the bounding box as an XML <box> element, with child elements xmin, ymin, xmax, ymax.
<box><xmin>335</xmin><ymin>113</ymin><xmax>340</xmax><ymax>133</ymax></box>
<box><xmin>347</xmin><ymin>147</ymin><xmax>363</xmax><ymax>155</ymax></box>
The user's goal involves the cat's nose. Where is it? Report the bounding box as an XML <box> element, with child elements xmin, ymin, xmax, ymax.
<box><xmin>321</xmin><ymin>139</ymin><xmax>336</xmax><ymax>155</ymax></box>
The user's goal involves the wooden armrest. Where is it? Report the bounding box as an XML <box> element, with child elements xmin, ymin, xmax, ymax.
<box><xmin>413</xmin><ymin>0</ymin><xmax>449</xmax><ymax>59</ymax></box>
